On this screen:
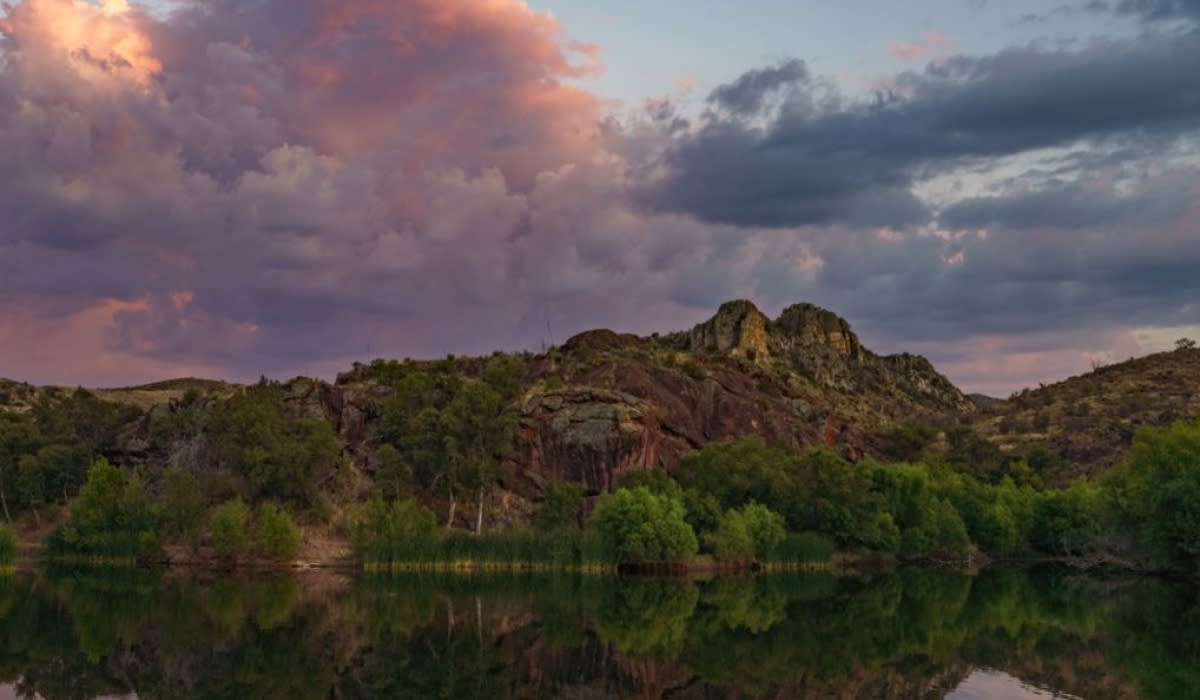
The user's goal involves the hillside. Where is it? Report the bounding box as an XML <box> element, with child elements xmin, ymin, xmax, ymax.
<box><xmin>1</xmin><ymin>300</ymin><xmax>972</xmax><ymax>523</ymax></box>
<box><xmin>4</xmin><ymin>300</ymin><xmax>1194</xmax><ymax>526</ymax></box>
<box><xmin>330</xmin><ymin>299</ymin><xmax>973</xmax><ymax>503</ymax></box>
<box><xmin>970</xmin><ymin>348</ymin><xmax>1200</xmax><ymax>483</ymax></box>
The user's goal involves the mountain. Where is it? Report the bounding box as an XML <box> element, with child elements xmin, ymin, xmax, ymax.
<box><xmin>968</xmin><ymin>347</ymin><xmax>1200</xmax><ymax>483</ymax></box>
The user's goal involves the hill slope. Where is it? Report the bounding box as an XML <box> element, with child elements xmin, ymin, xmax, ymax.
<box><xmin>971</xmin><ymin>348</ymin><xmax>1200</xmax><ymax>482</ymax></box>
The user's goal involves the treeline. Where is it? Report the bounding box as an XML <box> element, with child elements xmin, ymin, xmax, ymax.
<box><xmin>0</xmin><ymin>389</ymin><xmax>136</xmax><ymax>526</ymax></box>
<box><xmin>353</xmin><ymin>418</ymin><xmax>1200</xmax><ymax>573</ymax></box>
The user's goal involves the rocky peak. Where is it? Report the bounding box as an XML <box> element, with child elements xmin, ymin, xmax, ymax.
<box><xmin>681</xmin><ymin>299</ymin><xmax>771</xmax><ymax>361</ymax></box>
<box><xmin>770</xmin><ymin>303</ymin><xmax>863</xmax><ymax>362</ymax></box>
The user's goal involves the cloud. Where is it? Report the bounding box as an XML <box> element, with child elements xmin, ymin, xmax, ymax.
<box><xmin>707</xmin><ymin>59</ymin><xmax>808</xmax><ymax>115</ymax></box>
<box><xmin>1115</xmin><ymin>0</ymin><xmax>1200</xmax><ymax>21</ymax></box>
<box><xmin>1</xmin><ymin>0</ymin><xmax>1199</xmax><ymax>397</ymax></box>
<box><xmin>640</xmin><ymin>29</ymin><xmax>1200</xmax><ymax>229</ymax></box>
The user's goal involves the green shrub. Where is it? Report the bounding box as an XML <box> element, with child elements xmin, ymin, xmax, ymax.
<box><xmin>766</xmin><ymin>532</ymin><xmax>835</xmax><ymax>563</ymax></box>
<box><xmin>899</xmin><ymin>498</ymin><xmax>971</xmax><ymax>561</ymax></box>
<box><xmin>1028</xmin><ymin>485</ymin><xmax>1102</xmax><ymax>556</ymax></box>
<box><xmin>159</xmin><ymin>467</ymin><xmax>206</xmax><ymax>547</ymax></box>
<box><xmin>1108</xmin><ymin>421</ymin><xmax>1200</xmax><ymax>570</ymax></box>
<box><xmin>211</xmin><ymin>499</ymin><xmax>251</xmax><ymax>560</ymax></box>
<box><xmin>256</xmin><ymin>503</ymin><xmax>302</xmax><ymax>561</ymax></box>
<box><xmin>709</xmin><ymin>502</ymin><xmax>786</xmax><ymax>561</ymax></box>
<box><xmin>347</xmin><ymin>495</ymin><xmax>438</xmax><ymax>561</ymax></box>
<box><xmin>590</xmin><ymin>487</ymin><xmax>698</xmax><ymax>564</ymax></box>
<box><xmin>52</xmin><ymin>459</ymin><xmax>160</xmax><ymax>559</ymax></box>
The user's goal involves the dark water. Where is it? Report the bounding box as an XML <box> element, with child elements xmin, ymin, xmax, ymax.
<box><xmin>0</xmin><ymin>567</ymin><xmax>1196</xmax><ymax>699</ymax></box>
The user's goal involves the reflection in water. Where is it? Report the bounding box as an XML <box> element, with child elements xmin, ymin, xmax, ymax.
<box><xmin>0</xmin><ymin>567</ymin><xmax>1195</xmax><ymax>699</ymax></box>
<box><xmin>948</xmin><ymin>670</ymin><xmax>1084</xmax><ymax>699</ymax></box>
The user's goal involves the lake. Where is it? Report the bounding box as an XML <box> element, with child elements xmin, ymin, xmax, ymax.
<box><xmin>0</xmin><ymin>566</ymin><xmax>1195</xmax><ymax>698</ymax></box>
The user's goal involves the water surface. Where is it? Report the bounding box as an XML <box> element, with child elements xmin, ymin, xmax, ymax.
<box><xmin>0</xmin><ymin>567</ymin><xmax>1195</xmax><ymax>698</ymax></box>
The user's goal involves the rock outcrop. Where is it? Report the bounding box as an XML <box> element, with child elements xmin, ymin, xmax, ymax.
<box><xmin>667</xmin><ymin>299</ymin><xmax>972</xmax><ymax>412</ymax></box>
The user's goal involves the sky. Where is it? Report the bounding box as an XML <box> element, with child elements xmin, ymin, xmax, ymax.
<box><xmin>0</xmin><ymin>0</ymin><xmax>1197</xmax><ymax>395</ymax></box>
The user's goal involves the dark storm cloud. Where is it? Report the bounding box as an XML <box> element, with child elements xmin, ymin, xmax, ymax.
<box><xmin>1115</xmin><ymin>0</ymin><xmax>1200</xmax><ymax>20</ymax></box>
<box><xmin>641</xmin><ymin>29</ymin><xmax>1200</xmax><ymax>229</ymax></box>
<box><xmin>937</xmin><ymin>178</ymin><xmax>1194</xmax><ymax>230</ymax></box>
<box><xmin>706</xmin><ymin>59</ymin><xmax>809</xmax><ymax>115</ymax></box>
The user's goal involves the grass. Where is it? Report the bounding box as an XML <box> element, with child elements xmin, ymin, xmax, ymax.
<box><xmin>358</xmin><ymin>529</ymin><xmax>619</xmax><ymax>574</ymax></box>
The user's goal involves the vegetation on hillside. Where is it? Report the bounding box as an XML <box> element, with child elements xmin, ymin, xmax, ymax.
<box><xmin>0</xmin><ymin>327</ymin><xmax>1196</xmax><ymax>573</ymax></box>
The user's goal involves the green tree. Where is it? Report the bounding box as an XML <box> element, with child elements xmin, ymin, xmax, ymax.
<box><xmin>159</xmin><ymin>468</ymin><xmax>207</xmax><ymax>547</ymax></box>
<box><xmin>536</xmin><ymin>480</ymin><xmax>583</xmax><ymax>531</ymax></box>
<box><xmin>206</xmin><ymin>386</ymin><xmax>340</xmax><ymax>506</ymax></box>
<box><xmin>899</xmin><ymin>498</ymin><xmax>971</xmax><ymax>561</ymax></box>
<box><xmin>1028</xmin><ymin>484</ymin><xmax>1103</xmax><ymax>557</ymax></box>
<box><xmin>32</xmin><ymin>388</ymin><xmax>133</xmax><ymax>462</ymax></box>
<box><xmin>347</xmin><ymin>495</ymin><xmax>438</xmax><ymax>561</ymax></box>
<box><xmin>0</xmin><ymin>414</ymin><xmax>41</xmax><ymax>522</ymax></box>
<box><xmin>16</xmin><ymin>455</ymin><xmax>45</xmax><ymax>527</ymax></box>
<box><xmin>374</xmin><ymin>444</ymin><xmax>413</xmax><ymax>501</ymax></box>
<box><xmin>34</xmin><ymin>444</ymin><xmax>87</xmax><ymax>505</ymax></box>
<box><xmin>256</xmin><ymin>503</ymin><xmax>302</xmax><ymax>561</ymax></box>
<box><xmin>590</xmin><ymin>487</ymin><xmax>698</xmax><ymax>563</ymax></box>
<box><xmin>710</xmin><ymin>502</ymin><xmax>786</xmax><ymax>561</ymax></box>
<box><xmin>1108</xmin><ymin>421</ymin><xmax>1200</xmax><ymax>570</ymax></box>
<box><xmin>379</xmin><ymin>366</ymin><xmax>515</xmax><ymax>531</ymax></box>
<box><xmin>211</xmin><ymin>499</ymin><xmax>251</xmax><ymax>561</ymax></box>
<box><xmin>55</xmin><ymin>459</ymin><xmax>158</xmax><ymax>558</ymax></box>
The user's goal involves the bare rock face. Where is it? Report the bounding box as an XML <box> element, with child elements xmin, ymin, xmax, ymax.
<box><xmin>667</xmin><ymin>300</ymin><xmax>973</xmax><ymax>412</ymax></box>
<box><xmin>680</xmin><ymin>300</ymin><xmax>771</xmax><ymax>361</ymax></box>
<box><xmin>516</xmin><ymin>387</ymin><xmax>655</xmax><ymax>497</ymax></box>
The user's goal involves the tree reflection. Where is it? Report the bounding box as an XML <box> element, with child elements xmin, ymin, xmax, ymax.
<box><xmin>0</xmin><ymin>567</ymin><xmax>1194</xmax><ymax>699</ymax></box>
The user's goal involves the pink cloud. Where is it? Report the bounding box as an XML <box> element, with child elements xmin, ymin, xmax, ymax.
<box><xmin>889</xmin><ymin>30</ymin><xmax>955</xmax><ymax>62</ymax></box>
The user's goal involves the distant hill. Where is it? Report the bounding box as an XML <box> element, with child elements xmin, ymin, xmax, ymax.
<box><xmin>0</xmin><ymin>376</ymin><xmax>237</xmax><ymax>413</ymax></box>
<box><xmin>970</xmin><ymin>348</ymin><xmax>1200</xmax><ymax>482</ymax></box>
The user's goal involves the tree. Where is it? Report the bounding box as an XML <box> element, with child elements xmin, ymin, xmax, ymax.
<box><xmin>1176</xmin><ymin>338</ymin><xmax>1197</xmax><ymax>351</ymax></box>
<box><xmin>590</xmin><ymin>487</ymin><xmax>698</xmax><ymax>564</ymax></box>
<box><xmin>32</xmin><ymin>389</ymin><xmax>132</xmax><ymax>462</ymax></box>
<box><xmin>709</xmin><ymin>502</ymin><xmax>786</xmax><ymax>561</ymax></box>
<box><xmin>206</xmin><ymin>386</ymin><xmax>340</xmax><ymax>506</ymax></box>
<box><xmin>256</xmin><ymin>503</ymin><xmax>302</xmax><ymax>561</ymax></box>
<box><xmin>347</xmin><ymin>495</ymin><xmax>438</xmax><ymax>560</ymax></box>
<box><xmin>34</xmin><ymin>444</ymin><xmax>87</xmax><ymax>504</ymax></box>
<box><xmin>899</xmin><ymin>498</ymin><xmax>971</xmax><ymax>561</ymax></box>
<box><xmin>55</xmin><ymin>459</ymin><xmax>158</xmax><ymax>558</ymax></box>
<box><xmin>379</xmin><ymin>366</ymin><xmax>516</xmax><ymax>531</ymax></box>
<box><xmin>211</xmin><ymin>499</ymin><xmax>251</xmax><ymax>560</ymax></box>
<box><xmin>375</xmin><ymin>444</ymin><xmax>413</xmax><ymax>501</ymax></box>
<box><xmin>1108</xmin><ymin>421</ymin><xmax>1200</xmax><ymax>569</ymax></box>
<box><xmin>159</xmin><ymin>468</ymin><xmax>206</xmax><ymax>547</ymax></box>
<box><xmin>536</xmin><ymin>480</ymin><xmax>583</xmax><ymax>531</ymax></box>
<box><xmin>16</xmin><ymin>455</ymin><xmax>45</xmax><ymax>527</ymax></box>
<box><xmin>0</xmin><ymin>414</ymin><xmax>41</xmax><ymax>522</ymax></box>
